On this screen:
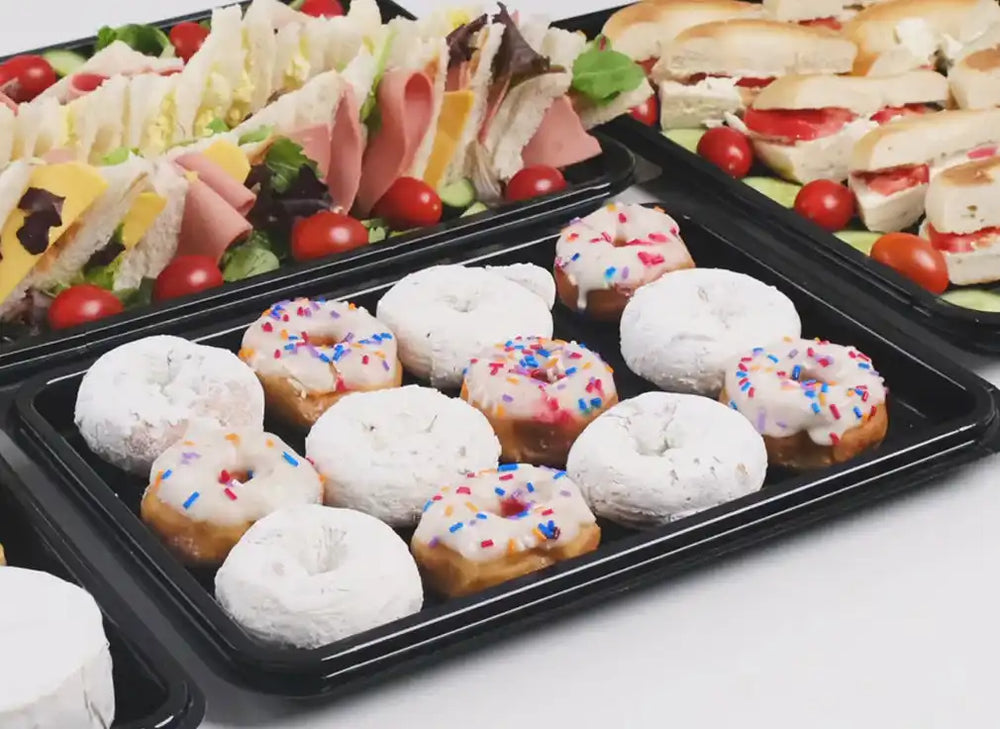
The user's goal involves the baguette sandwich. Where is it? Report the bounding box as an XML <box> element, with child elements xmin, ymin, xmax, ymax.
<box><xmin>949</xmin><ymin>44</ymin><xmax>1000</xmax><ymax>109</ymax></box>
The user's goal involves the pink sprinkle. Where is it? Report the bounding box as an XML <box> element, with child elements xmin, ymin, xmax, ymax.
<box><xmin>262</xmin><ymin>321</ymin><xmax>273</xmax><ymax>332</ymax></box>
<box><xmin>830</xmin><ymin>404</ymin><xmax>841</xmax><ymax>419</ymax></box>
<box><xmin>602</xmin><ymin>231</ymin><xmax>613</xmax><ymax>242</ymax></box>
<box><xmin>848</xmin><ymin>350</ymin><xmax>857</xmax><ymax>359</ymax></box>
<box><xmin>456</xmin><ymin>486</ymin><xmax>472</xmax><ymax>494</ymax></box>
<box><xmin>499</xmin><ymin>474</ymin><xmax>514</xmax><ymax>481</ymax></box>
<box><xmin>432</xmin><ymin>494</ymin><xmax>443</xmax><ymax>501</ymax></box>
<box><xmin>648</xmin><ymin>232</ymin><xmax>668</xmax><ymax>242</ymax></box>
<box><xmin>224</xmin><ymin>488</ymin><xmax>237</xmax><ymax>500</ymax></box>
<box><xmin>618</xmin><ymin>212</ymin><xmax>627</xmax><ymax>223</ymax></box>
<box><xmin>481</xmin><ymin>539</ymin><xmax>494</xmax><ymax>548</ymax></box>
<box><xmin>542</xmin><ymin>508</ymin><xmax>554</xmax><ymax>516</ymax></box>
<box><xmin>273</xmin><ymin>349</ymin><xmax>281</xmax><ymax>359</ymax></box>
<box><xmin>830</xmin><ymin>433</ymin><xmax>841</xmax><ymax>445</ymax></box>
<box><xmin>362</xmin><ymin>355</ymin><xmax>370</xmax><ymax>365</ymax></box>
<box><xmin>741</xmin><ymin>356</ymin><xmax>753</xmax><ymax>362</ymax></box>
<box><xmin>748</xmin><ymin>387</ymin><xmax>755</xmax><ymax>398</ymax></box>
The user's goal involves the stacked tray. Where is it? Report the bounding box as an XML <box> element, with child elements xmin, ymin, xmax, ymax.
<box><xmin>10</xmin><ymin>195</ymin><xmax>999</xmax><ymax>697</ymax></box>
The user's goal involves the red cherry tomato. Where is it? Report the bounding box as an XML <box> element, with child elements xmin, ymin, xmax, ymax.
<box><xmin>47</xmin><ymin>285</ymin><xmax>123</xmax><ymax>331</ymax></box>
<box><xmin>153</xmin><ymin>255</ymin><xmax>224</xmax><ymax>302</ymax></box>
<box><xmin>696</xmin><ymin>127</ymin><xmax>753</xmax><ymax>178</ymax></box>
<box><xmin>793</xmin><ymin>180</ymin><xmax>856</xmax><ymax>232</ymax></box>
<box><xmin>291</xmin><ymin>211</ymin><xmax>369</xmax><ymax>261</ymax></box>
<box><xmin>71</xmin><ymin>73</ymin><xmax>108</xmax><ymax>94</ymax></box>
<box><xmin>505</xmin><ymin>166</ymin><xmax>567</xmax><ymax>203</ymax></box>
<box><xmin>300</xmin><ymin>0</ymin><xmax>345</xmax><ymax>17</ymax></box>
<box><xmin>374</xmin><ymin>177</ymin><xmax>444</xmax><ymax>228</ymax></box>
<box><xmin>0</xmin><ymin>55</ymin><xmax>56</xmax><ymax>103</ymax></box>
<box><xmin>629</xmin><ymin>95</ymin><xmax>659</xmax><ymax>126</ymax></box>
<box><xmin>870</xmin><ymin>232</ymin><xmax>949</xmax><ymax>294</ymax></box>
<box><xmin>169</xmin><ymin>22</ymin><xmax>210</xmax><ymax>63</ymax></box>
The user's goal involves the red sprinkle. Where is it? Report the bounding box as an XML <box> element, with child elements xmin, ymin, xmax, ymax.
<box><xmin>748</xmin><ymin>387</ymin><xmax>755</xmax><ymax>398</ymax></box>
<box><xmin>830</xmin><ymin>404</ymin><xmax>841</xmax><ymax>419</ymax></box>
<box><xmin>499</xmin><ymin>474</ymin><xmax>514</xmax><ymax>481</ymax></box>
<box><xmin>618</xmin><ymin>212</ymin><xmax>627</xmax><ymax>223</ymax></box>
<box><xmin>273</xmin><ymin>349</ymin><xmax>281</xmax><ymax>359</ymax></box>
<box><xmin>262</xmin><ymin>321</ymin><xmax>273</xmax><ymax>332</ymax></box>
<box><xmin>830</xmin><ymin>433</ymin><xmax>841</xmax><ymax>445</ymax></box>
<box><xmin>870</xmin><ymin>405</ymin><xmax>878</xmax><ymax>417</ymax></box>
<box><xmin>432</xmin><ymin>494</ymin><xmax>443</xmax><ymax>501</ymax></box>
<box><xmin>648</xmin><ymin>232</ymin><xmax>668</xmax><ymax>242</ymax></box>
<box><xmin>481</xmin><ymin>539</ymin><xmax>495</xmax><ymax>548</ymax></box>
<box><xmin>456</xmin><ymin>486</ymin><xmax>472</xmax><ymax>494</ymax></box>
<box><xmin>542</xmin><ymin>508</ymin><xmax>554</xmax><ymax>516</ymax></box>
<box><xmin>362</xmin><ymin>355</ymin><xmax>370</xmax><ymax>365</ymax></box>
<box><xmin>218</xmin><ymin>470</ymin><xmax>231</xmax><ymax>484</ymax></box>
<box><xmin>224</xmin><ymin>488</ymin><xmax>237</xmax><ymax>500</ymax></box>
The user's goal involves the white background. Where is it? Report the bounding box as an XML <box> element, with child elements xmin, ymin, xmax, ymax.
<box><xmin>4</xmin><ymin>2</ymin><xmax>1000</xmax><ymax>728</ymax></box>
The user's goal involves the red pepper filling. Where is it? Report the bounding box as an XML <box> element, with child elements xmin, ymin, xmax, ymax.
<box><xmin>854</xmin><ymin>164</ymin><xmax>930</xmax><ymax>196</ymax></box>
<box><xmin>927</xmin><ymin>223</ymin><xmax>1000</xmax><ymax>254</ymax></box>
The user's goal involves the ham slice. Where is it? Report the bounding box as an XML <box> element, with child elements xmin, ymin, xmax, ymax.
<box><xmin>329</xmin><ymin>89</ymin><xmax>363</xmax><ymax>212</ymax></box>
<box><xmin>287</xmin><ymin>124</ymin><xmax>332</xmax><ymax>182</ymax></box>
<box><xmin>175</xmin><ymin>176</ymin><xmax>251</xmax><ymax>263</ymax></box>
<box><xmin>175</xmin><ymin>153</ymin><xmax>256</xmax><ymax>216</ymax></box>
<box><xmin>521</xmin><ymin>96</ymin><xmax>602</xmax><ymax>170</ymax></box>
<box><xmin>354</xmin><ymin>70</ymin><xmax>434</xmax><ymax>216</ymax></box>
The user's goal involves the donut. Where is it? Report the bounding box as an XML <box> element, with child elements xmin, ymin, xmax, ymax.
<box><xmin>239</xmin><ymin>297</ymin><xmax>403</xmax><ymax>428</ymax></box>
<box><xmin>411</xmin><ymin>464</ymin><xmax>601</xmax><ymax>598</ymax></box>
<box><xmin>620</xmin><ymin>268</ymin><xmax>801</xmax><ymax>397</ymax></box>
<box><xmin>140</xmin><ymin>426</ymin><xmax>323</xmax><ymax>567</ymax></box>
<box><xmin>215</xmin><ymin>505</ymin><xmax>423</xmax><ymax>648</ymax></box>
<box><xmin>567</xmin><ymin>392</ymin><xmax>768</xmax><ymax>528</ymax></box>
<box><xmin>554</xmin><ymin>202</ymin><xmax>695</xmax><ymax>321</ymax></box>
<box><xmin>75</xmin><ymin>335</ymin><xmax>265</xmax><ymax>475</ymax></box>
<box><xmin>305</xmin><ymin>385</ymin><xmax>501</xmax><ymax>527</ymax></box>
<box><xmin>375</xmin><ymin>264</ymin><xmax>554</xmax><ymax>389</ymax></box>
<box><xmin>460</xmin><ymin>337</ymin><xmax>618</xmax><ymax>466</ymax></box>
<box><xmin>484</xmin><ymin>263</ymin><xmax>556</xmax><ymax>308</ymax></box>
<box><xmin>721</xmin><ymin>338</ymin><xmax>889</xmax><ymax>469</ymax></box>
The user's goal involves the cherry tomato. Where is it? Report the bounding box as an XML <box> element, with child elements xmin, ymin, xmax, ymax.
<box><xmin>71</xmin><ymin>73</ymin><xmax>108</xmax><ymax>94</ymax></box>
<box><xmin>870</xmin><ymin>232</ymin><xmax>949</xmax><ymax>294</ymax></box>
<box><xmin>629</xmin><ymin>95</ymin><xmax>659</xmax><ymax>126</ymax></box>
<box><xmin>505</xmin><ymin>166</ymin><xmax>567</xmax><ymax>203</ymax></box>
<box><xmin>291</xmin><ymin>211</ymin><xmax>369</xmax><ymax>261</ymax></box>
<box><xmin>47</xmin><ymin>285</ymin><xmax>123</xmax><ymax>331</ymax></box>
<box><xmin>169</xmin><ymin>22</ymin><xmax>210</xmax><ymax>63</ymax></box>
<box><xmin>300</xmin><ymin>0</ymin><xmax>345</xmax><ymax>17</ymax></box>
<box><xmin>0</xmin><ymin>55</ymin><xmax>56</xmax><ymax>103</ymax></box>
<box><xmin>696</xmin><ymin>127</ymin><xmax>753</xmax><ymax>178</ymax></box>
<box><xmin>153</xmin><ymin>255</ymin><xmax>224</xmax><ymax>302</ymax></box>
<box><xmin>374</xmin><ymin>177</ymin><xmax>444</xmax><ymax>228</ymax></box>
<box><xmin>793</xmin><ymin>179</ymin><xmax>856</xmax><ymax>231</ymax></box>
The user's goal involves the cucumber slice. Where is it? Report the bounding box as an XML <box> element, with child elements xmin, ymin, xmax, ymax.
<box><xmin>460</xmin><ymin>201</ymin><xmax>489</xmax><ymax>217</ymax></box>
<box><xmin>662</xmin><ymin>128</ymin><xmax>705</xmax><ymax>153</ymax></box>
<box><xmin>744</xmin><ymin>176</ymin><xmax>801</xmax><ymax>208</ymax></box>
<box><xmin>438</xmin><ymin>178</ymin><xmax>476</xmax><ymax>209</ymax></box>
<box><xmin>939</xmin><ymin>288</ymin><xmax>1000</xmax><ymax>312</ymax></box>
<box><xmin>834</xmin><ymin>230</ymin><xmax>882</xmax><ymax>255</ymax></box>
<box><xmin>42</xmin><ymin>49</ymin><xmax>87</xmax><ymax>78</ymax></box>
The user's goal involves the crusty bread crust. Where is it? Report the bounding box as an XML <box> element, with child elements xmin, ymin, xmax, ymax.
<box><xmin>950</xmin><ymin>46</ymin><xmax>1000</xmax><ymax>110</ymax></box>
<box><xmin>751</xmin><ymin>70</ymin><xmax>947</xmax><ymax>113</ymax></box>
<box><xmin>925</xmin><ymin>157</ymin><xmax>1000</xmax><ymax>234</ymax></box>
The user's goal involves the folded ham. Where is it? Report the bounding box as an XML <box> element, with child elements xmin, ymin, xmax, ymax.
<box><xmin>521</xmin><ymin>96</ymin><xmax>601</xmax><ymax>170</ymax></box>
<box><xmin>175</xmin><ymin>152</ymin><xmax>257</xmax><ymax>216</ymax></box>
<box><xmin>175</xmin><ymin>176</ymin><xmax>251</xmax><ymax>262</ymax></box>
<box><xmin>329</xmin><ymin>89</ymin><xmax>363</xmax><ymax>212</ymax></box>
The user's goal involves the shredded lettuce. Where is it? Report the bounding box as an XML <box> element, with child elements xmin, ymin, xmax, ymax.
<box><xmin>263</xmin><ymin>138</ymin><xmax>319</xmax><ymax>194</ymax></box>
<box><xmin>95</xmin><ymin>24</ymin><xmax>171</xmax><ymax>56</ymax></box>
<box><xmin>238</xmin><ymin>125</ymin><xmax>274</xmax><ymax>146</ymax></box>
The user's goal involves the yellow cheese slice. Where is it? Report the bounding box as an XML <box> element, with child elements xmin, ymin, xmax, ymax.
<box><xmin>202</xmin><ymin>139</ymin><xmax>251</xmax><ymax>184</ymax></box>
<box><xmin>120</xmin><ymin>192</ymin><xmax>167</xmax><ymax>250</ymax></box>
<box><xmin>0</xmin><ymin>163</ymin><xmax>107</xmax><ymax>302</ymax></box>
<box><xmin>423</xmin><ymin>90</ymin><xmax>475</xmax><ymax>190</ymax></box>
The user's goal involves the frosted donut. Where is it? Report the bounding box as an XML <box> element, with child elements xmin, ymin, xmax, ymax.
<box><xmin>567</xmin><ymin>392</ymin><xmax>768</xmax><ymax>528</ymax></box>
<box><xmin>411</xmin><ymin>464</ymin><xmax>601</xmax><ymax>598</ymax></box>
<box><xmin>461</xmin><ymin>336</ymin><xmax>618</xmax><ymax>466</ymax></box>
<box><xmin>215</xmin><ymin>505</ymin><xmax>423</xmax><ymax>648</ymax></box>
<box><xmin>721</xmin><ymin>338</ymin><xmax>889</xmax><ymax>469</ymax></box>
<box><xmin>75</xmin><ymin>335</ymin><xmax>265</xmax><ymax>475</ymax></box>
<box><xmin>140</xmin><ymin>426</ymin><xmax>323</xmax><ymax>567</ymax></box>
<box><xmin>620</xmin><ymin>268</ymin><xmax>801</xmax><ymax>397</ymax></box>
<box><xmin>554</xmin><ymin>202</ymin><xmax>695</xmax><ymax>321</ymax></box>
<box><xmin>375</xmin><ymin>264</ymin><xmax>554</xmax><ymax>388</ymax></box>
<box><xmin>305</xmin><ymin>385</ymin><xmax>501</xmax><ymax>526</ymax></box>
<box><xmin>239</xmin><ymin>297</ymin><xmax>403</xmax><ymax>428</ymax></box>
<box><xmin>0</xmin><ymin>567</ymin><xmax>115</xmax><ymax>728</ymax></box>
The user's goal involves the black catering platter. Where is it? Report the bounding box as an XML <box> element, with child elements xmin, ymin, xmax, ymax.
<box><xmin>0</xmin><ymin>0</ymin><xmax>636</xmax><ymax>384</ymax></box>
<box><xmin>11</xmin><ymin>196</ymin><xmax>1000</xmax><ymax>698</ymax></box>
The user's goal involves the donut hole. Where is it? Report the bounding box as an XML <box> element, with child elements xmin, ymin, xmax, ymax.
<box><xmin>217</xmin><ymin>468</ymin><xmax>251</xmax><ymax>484</ymax></box>
<box><xmin>499</xmin><ymin>496</ymin><xmax>530</xmax><ymax>518</ymax></box>
<box><xmin>441</xmin><ymin>293</ymin><xmax>477</xmax><ymax>314</ymax></box>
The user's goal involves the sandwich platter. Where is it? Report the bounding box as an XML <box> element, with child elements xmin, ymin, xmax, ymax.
<box><xmin>0</xmin><ymin>0</ymin><xmax>637</xmax><ymax>384</ymax></box>
<box><xmin>556</xmin><ymin>0</ymin><xmax>1000</xmax><ymax>353</ymax></box>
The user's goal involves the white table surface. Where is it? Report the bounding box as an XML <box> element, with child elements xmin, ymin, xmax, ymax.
<box><xmin>5</xmin><ymin>3</ymin><xmax>1000</xmax><ymax>728</ymax></box>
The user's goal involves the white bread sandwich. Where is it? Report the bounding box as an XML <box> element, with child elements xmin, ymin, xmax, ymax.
<box><xmin>949</xmin><ymin>45</ymin><xmax>1000</xmax><ymax>109</ymax></box>
<box><xmin>762</xmin><ymin>0</ymin><xmax>847</xmax><ymax>28</ymax></box>
<box><xmin>651</xmin><ymin>19</ymin><xmax>857</xmax><ymax>128</ymax></box>
<box><xmin>921</xmin><ymin>156</ymin><xmax>1000</xmax><ymax>284</ymax></box>
<box><xmin>733</xmin><ymin>69</ymin><xmax>948</xmax><ymax>183</ymax></box>
<box><xmin>38</xmin><ymin>41</ymin><xmax>182</xmax><ymax>104</ymax></box>
<box><xmin>848</xmin><ymin>108</ymin><xmax>1000</xmax><ymax>232</ymax></box>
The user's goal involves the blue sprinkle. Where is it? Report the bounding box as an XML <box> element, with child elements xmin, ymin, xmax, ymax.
<box><xmin>476</xmin><ymin>513</ymin><xmax>488</xmax><ymax>520</ymax></box>
<box><xmin>565</xmin><ymin>367</ymin><xmax>578</xmax><ymax>376</ymax></box>
<box><xmin>494</xmin><ymin>487</ymin><xmax>506</xmax><ymax>496</ymax></box>
<box><xmin>283</xmin><ymin>343</ymin><xmax>296</xmax><ymax>351</ymax></box>
<box><xmin>554</xmin><ymin>471</ymin><xmax>567</xmax><ymax>480</ymax></box>
<box><xmin>162</xmin><ymin>469</ymin><xmax>173</xmax><ymax>480</ymax></box>
<box><xmin>604</xmin><ymin>266</ymin><xmax>616</xmax><ymax>279</ymax></box>
<box><xmin>767</xmin><ymin>354</ymin><xmax>780</xmax><ymax>363</ymax></box>
<box><xmin>578</xmin><ymin>397</ymin><xmax>588</xmax><ymax>412</ymax></box>
<box><xmin>282</xmin><ymin>452</ymin><xmax>299</xmax><ymax>466</ymax></box>
<box><xmin>379</xmin><ymin>332</ymin><xmax>393</xmax><ymax>340</ymax></box>
<box><xmin>729</xmin><ymin>400</ymin><xmax>738</xmax><ymax>410</ymax></box>
<box><xmin>811</xmin><ymin>402</ymin><xmax>821</xmax><ymax>414</ymax></box>
<box><xmin>498</xmin><ymin>463</ymin><xmax>519</xmax><ymax>472</ymax></box>
<box><xmin>448</xmin><ymin>522</ymin><xmax>464</xmax><ymax>533</ymax></box>
<box><xmin>526</xmin><ymin>482</ymin><xmax>536</xmax><ymax>492</ymax></box>
<box><xmin>804</xmin><ymin>390</ymin><xmax>816</xmax><ymax>399</ymax></box>
<box><xmin>246</xmin><ymin>470</ymin><xmax>254</xmax><ymax>479</ymax></box>
<box><xmin>182</xmin><ymin>492</ymin><xmax>200</xmax><ymax>509</ymax></box>
<box><xmin>854</xmin><ymin>406</ymin><xmax>863</xmax><ymax>419</ymax></box>
<box><xmin>590</xmin><ymin>397</ymin><xmax>602</xmax><ymax>408</ymax></box>
<box><xmin>858</xmin><ymin>362</ymin><xmax>871</xmax><ymax>370</ymax></box>
<box><xmin>536</xmin><ymin>348</ymin><xmax>550</xmax><ymax>357</ymax></box>
<box><xmin>740</xmin><ymin>380</ymin><xmax>751</xmax><ymax>391</ymax></box>
<box><xmin>571</xmin><ymin>252</ymin><xmax>581</xmax><ymax>261</ymax></box>
<box><xmin>288</xmin><ymin>334</ymin><xmax>299</xmax><ymax>341</ymax></box>
<box><xmin>752</xmin><ymin>347</ymin><xmax>765</xmax><ymax>354</ymax></box>
<box><xmin>423</xmin><ymin>500</ymin><xmax>433</xmax><ymax>513</ymax></box>
<box><xmin>822</xmin><ymin>383</ymin><xmax>829</xmax><ymax>393</ymax></box>
<box><xmin>791</xmin><ymin>365</ymin><xmax>802</xmax><ymax>380</ymax></box>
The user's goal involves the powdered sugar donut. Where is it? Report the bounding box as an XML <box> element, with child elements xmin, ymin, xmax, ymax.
<box><xmin>567</xmin><ymin>392</ymin><xmax>768</xmax><ymax>528</ymax></box>
<box><xmin>75</xmin><ymin>336</ymin><xmax>265</xmax><ymax>475</ymax></box>
<box><xmin>305</xmin><ymin>385</ymin><xmax>501</xmax><ymax>526</ymax></box>
<box><xmin>141</xmin><ymin>426</ymin><xmax>323</xmax><ymax>566</ymax></box>
<box><xmin>484</xmin><ymin>263</ymin><xmax>556</xmax><ymax>308</ymax></box>
<box><xmin>239</xmin><ymin>297</ymin><xmax>402</xmax><ymax>428</ymax></box>
<box><xmin>620</xmin><ymin>268</ymin><xmax>801</xmax><ymax>397</ymax></box>
<box><xmin>555</xmin><ymin>202</ymin><xmax>695</xmax><ymax>321</ymax></box>
<box><xmin>215</xmin><ymin>505</ymin><xmax>423</xmax><ymax>648</ymax></box>
<box><xmin>375</xmin><ymin>264</ymin><xmax>554</xmax><ymax>388</ymax></box>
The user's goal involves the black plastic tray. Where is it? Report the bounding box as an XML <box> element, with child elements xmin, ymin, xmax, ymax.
<box><xmin>555</xmin><ymin>7</ymin><xmax>1000</xmax><ymax>353</ymax></box>
<box><xmin>0</xmin><ymin>0</ymin><xmax>636</xmax><ymax>384</ymax></box>
<box><xmin>0</xmin><ymin>453</ymin><xmax>204</xmax><ymax>728</ymax></box>
<box><xmin>11</xmin><ymin>195</ymin><xmax>1000</xmax><ymax>697</ymax></box>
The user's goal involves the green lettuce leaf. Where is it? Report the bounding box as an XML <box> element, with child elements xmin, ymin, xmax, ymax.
<box><xmin>99</xmin><ymin>146</ymin><xmax>139</xmax><ymax>166</ymax></box>
<box><xmin>361</xmin><ymin>28</ymin><xmax>397</xmax><ymax>123</ymax></box>
<box><xmin>361</xmin><ymin>218</ymin><xmax>388</xmax><ymax>243</ymax></box>
<box><xmin>222</xmin><ymin>245</ymin><xmax>280</xmax><ymax>282</ymax></box>
<box><xmin>263</xmin><ymin>138</ymin><xmax>318</xmax><ymax>194</ymax></box>
<box><xmin>82</xmin><ymin>252</ymin><xmax>124</xmax><ymax>290</ymax></box>
<box><xmin>205</xmin><ymin>117</ymin><xmax>230</xmax><ymax>135</ymax></box>
<box><xmin>238</xmin><ymin>125</ymin><xmax>273</xmax><ymax>146</ymax></box>
<box><xmin>95</xmin><ymin>24</ymin><xmax>171</xmax><ymax>56</ymax></box>
<box><xmin>571</xmin><ymin>46</ymin><xmax>645</xmax><ymax>106</ymax></box>
<box><xmin>115</xmin><ymin>278</ymin><xmax>155</xmax><ymax>308</ymax></box>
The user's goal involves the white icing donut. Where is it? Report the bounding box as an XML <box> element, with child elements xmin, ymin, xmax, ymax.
<box><xmin>620</xmin><ymin>268</ymin><xmax>801</xmax><ymax>396</ymax></box>
<box><xmin>215</xmin><ymin>505</ymin><xmax>423</xmax><ymax>648</ymax></box>
<box><xmin>305</xmin><ymin>385</ymin><xmax>501</xmax><ymax>526</ymax></box>
<box><xmin>145</xmin><ymin>426</ymin><xmax>322</xmax><ymax>526</ymax></box>
<box><xmin>412</xmin><ymin>464</ymin><xmax>597</xmax><ymax>562</ymax></box>
<box><xmin>0</xmin><ymin>567</ymin><xmax>115</xmax><ymax>729</ymax></box>
<box><xmin>375</xmin><ymin>264</ymin><xmax>554</xmax><ymax>388</ymax></box>
<box><xmin>484</xmin><ymin>263</ymin><xmax>556</xmax><ymax>309</ymax></box>
<box><xmin>555</xmin><ymin>202</ymin><xmax>694</xmax><ymax>309</ymax></box>
<box><xmin>567</xmin><ymin>392</ymin><xmax>768</xmax><ymax>528</ymax></box>
<box><xmin>723</xmin><ymin>338</ymin><xmax>888</xmax><ymax>446</ymax></box>
<box><xmin>239</xmin><ymin>297</ymin><xmax>400</xmax><ymax>395</ymax></box>
<box><xmin>75</xmin><ymin>335</ymin><xmax>265</xmax><ymax>475</ymax></box>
